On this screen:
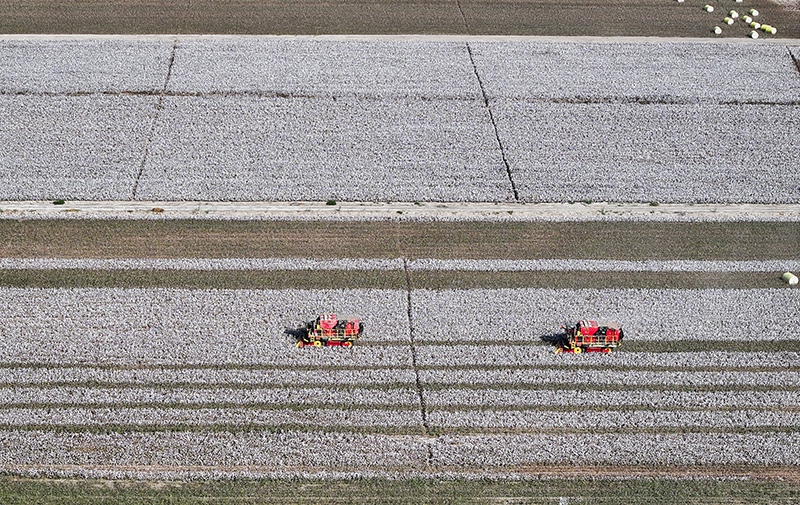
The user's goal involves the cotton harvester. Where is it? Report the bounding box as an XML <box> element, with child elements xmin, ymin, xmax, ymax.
<box><xmin>294</xmin><ymin>314</ymin><xmax>363</xmax><ymax>348</ymax></box>
<box><xmin>555</xmin><ymin>319</ymin><xmax>624</xmax><ymax>354</ymax></box>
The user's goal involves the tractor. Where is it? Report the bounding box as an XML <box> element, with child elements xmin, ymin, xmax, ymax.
<box><xmin>555</xmin><ymin>319</ymin><xmax>624</xmax><ymax>354</ymax></box>
<box><xmin>294</xmin><ymin>314</ymin><xmax>363</xmax><ymax>348</ymax></box>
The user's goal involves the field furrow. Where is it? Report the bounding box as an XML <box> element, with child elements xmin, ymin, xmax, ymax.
<box><xmin>424</xmin><ymin>388</ymin><xmax>800</xmax><ymax>409</ymax></box>
<box><xmin>0</xmin><ymin>386</ymin><xmax>420</xmax><ymax>406</ymax></box>
<box><xmin>0</xmin><ymin>407</ymin><xmax>424</xmax><ymax>428</ymax></box>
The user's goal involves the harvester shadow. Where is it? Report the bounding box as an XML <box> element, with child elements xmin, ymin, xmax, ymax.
<box><xmin>284</xmin><ymin>326</ymin><xmax>308</xmax><ymax>342</ymax></box>
<box><xmin>540</xmin><ymin>332</ymin><xmax>569</xmax><ymax>350</ymax></box>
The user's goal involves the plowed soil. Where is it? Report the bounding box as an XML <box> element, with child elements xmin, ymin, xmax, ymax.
<box><xmin>2</xmin><ymin>0</ymin><xmax>799</xmax><ymax>38</ymax></box>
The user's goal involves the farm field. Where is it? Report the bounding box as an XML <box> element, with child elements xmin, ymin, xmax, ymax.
<box><xmin>2</xmin><ymin>37</ymin><xmax>800</xmax><ymax>203</ymax></box>
<box><xmin>0</xmin><ymin>217</ymin><xmax>798</xmax><ymax>488</ymax></box>
<box><xmin>3</xmin><ymin>0</ymin><xmax>800</xmax><ymax>500</ymax></box>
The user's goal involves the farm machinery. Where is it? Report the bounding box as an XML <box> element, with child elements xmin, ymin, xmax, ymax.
<box><xmin>293</xmin><ymin>314</ymin><xmax>363</xmax><ymax>348</ymax></box>
<box><xmin>555</xmin><ymin>320</ymin><xmax>624</xmax><ymax>354</ymax></box>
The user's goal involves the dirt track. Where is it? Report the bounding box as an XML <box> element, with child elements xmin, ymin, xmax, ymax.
<box><xmin>2</xmin><ymin>0</ymin><xmax>799</xmax><ymax>37</ymax></box>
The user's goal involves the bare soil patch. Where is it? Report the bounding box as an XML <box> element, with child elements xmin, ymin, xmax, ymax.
<box><xmin>1</xmin><ymin>0</ymin><xmax>799</xmax><ymax>37</ymax></box>
<box><xmin>0</xmin><ymin>269</ymin><xmax>778</xmax><ymax>289</ymax></box>
<box><xmin>1</xmin><ymin>220</ymin><xmax>797</xmax><ymax>261</ymax></box>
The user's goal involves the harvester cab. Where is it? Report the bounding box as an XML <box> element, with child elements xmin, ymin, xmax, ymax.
<box><xmin>557</xmin><ymin>319</ymin><xmax>624</xmax><ymax>354</ymax></box>
<box><xmin>295</xmin><ymin>313</ymin><xmax>363</xmax><ymax>348</ymax></box>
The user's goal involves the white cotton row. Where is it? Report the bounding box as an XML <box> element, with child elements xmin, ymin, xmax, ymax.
<box><xmin>408</xmin><ymin>259</ymin><xmax>800</xmax><ymax>272</ymax></box>
<box><xmin>412</xmin><ymin>288</ymin><xmax>800</xmax><ymax>342</ymax></box>
<box><xmin>433</xmin><ymin>432</ymin><xmax>800</xmax><ymax>466</ymax></box>
<box><xmin>427</xmin><ymin>408</ymin><xmax>800</xmax><ymax>430</ymax></box>
<box><xmin>2</xmin><ymin>257</ymin><xmax>796</xmax><ymax>272</ymax></box>
<box><xmin>425</xmin><ymin>388</ymin><xmax>800</xmax><ymax>409</ymax></box>
<box><xmin>498</xmin><ymin>101</ymin><xmax>800</xmax><ymax>204</ymax></box>
<box><xmin>471</xmin><ymin>42</ymin><xmax>800</xmax><ymax>103</ymax></box>
<box><xmin>3</xmin><ymin>39</ymin><xmax>797</xmax><ymax>102</ymax></box>
<box><xmin>134</xmin><ymin>95</ymin><xmax>512</xmax><ymax>202</ymax></box>
<box><xmin>0</xmin><ymin>288</ymin><xmax>411</xmax><ymax>365</ymax></box>
<box><xmin>0</xmin><ymin>386</ymin><xmax>420</xmax><ymax>407</ymax></box>
<box><xmin>0</xmin><ymin>257</ymin><xmax>404</xmax><ymax>270</ymax></box>
<box><xmin>0</xmin><ymin>39</ymin><xmax>171</xmax><ymax>93</ymax></box>
<box><xmin>1</xmin><ymin>430</ymin><xmax>798</xmax><ymax>476</ymax></box>
<box><xmin>0</xmin><ymin>367</ymin><xmax>418</xmax><ymax>387</ymax></box>
<box><xmin>414</xmin><ymin>347</ymin><xmax>800</xmax><ymax>368</ymax></box>
<box><xmin>0</xmin><ymin>95</ymin><xmax>153</xmax><ymax>201</ymax></box>
<box><xmin>167</xmin><ymin>39</ymin><xmax>480</xmax><ymax>100</ymax></box>
<box><xmin>2</xmin><ymin>39</ymin><xmax>798</xmax><ymax>204</ymax></box>
<box><xmin>0</xmin><ymin>430</ymin><xmax>430</xmax><ymax>469</ymax></box>
<box><xmin>0</xmin><ymin>407</ymin><xmax>423</xmax><ymax>428</ymax></box>
<box><xmin>420</xmin><ymin>368</ymin><xmax>800</xmax><ymax>387</ymax></box>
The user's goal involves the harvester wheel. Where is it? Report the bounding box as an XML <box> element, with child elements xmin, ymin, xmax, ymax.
<box><xmin>573</xmin><ymin>347</ymin><xmax>582</xmax><ymax>354</ymax></box>
<box><xmin>313</xmin><ymin>340</ymin><xmax>322</xmax><ymax>347</ymax></box>
<box><xmin>296</xmin><ymin>341</ymin><xmax>304</xmax><ymax>348</ymax></box>
<box><xmin>342</xmin><ymin>341</ymin><xmax>353</xmax><ymax>348</ymax></box>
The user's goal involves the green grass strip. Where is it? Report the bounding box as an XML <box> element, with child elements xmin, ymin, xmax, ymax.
<box><xmin>409</xmin><ymin>270</ymin><xmax>783</xmax><ymax>289</ymax></box>
<box><xmin>1</xmin><ymin>474</ymin><xmax>799</xmax><ymax>505</ymax></box>
<box><xmin>0</xmin><ymin>268</ymin><xmax>789</xmax><ymax>290</ymax></box>
<box><xmin>1</xmin><ymin>220</ymin><xmax>798</xmax><ymax>261</ymax></box>
<box><xmin>0</xmin><ymin>269</ymin><xmax>406</xmax><ymax>289</ymax></box>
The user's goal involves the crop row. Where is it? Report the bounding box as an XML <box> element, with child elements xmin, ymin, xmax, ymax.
<box><xmin>136</xmin><ymin>95</ymin><xmax>510</xmax><ymax>202</ymax></box>
<box><xmin>0</xmin><ymin>95</ymin><xmax>153</xmax><ymax>201</ymax></box>
<box><xmin>0</xmin><ymin>258</ymin><xmax>403</xmax><ymax>270</ymax></box>
<box><xmin>424</xmin><ymin>388</ymin><xmax>800</xmax><ymax>409</ymax></box>
<box><xmin>4</xmin><ymin>39</ymin><xmax>798</xmax><ymax>102</ymax></box>
<box><xmin>433</xmin><ymin>432</ymin><xmax>800</xmax><ymax>466</ymax></box>
<box><xmin>2</xmin><ymin>406</ymin><xmax>797</xmax><ymax>431</ymax></box>
<box><xmin>0</xmin><ymin>430</ymin><xmax>429</xmax><ymax>470</ymax></box>
<box><xmin>0</xmin><ymin>407</ymin><xmax>423</xmax><ymax>428</ymax></box>
<box><xmin>425</xmin><ymin>408</ymin><xmax>800</xmax><ymax>430</ymax></box>
<box><xmin>419</xmin><ymin>369</ymin><xmax>800</xmax><ymax>387</ymax></box>
<box><xmin>2</xmin><ymin>258</ymin><xmax>796</xmax><ymax>272</ymax></box>
<box><xmin>0</xmin><ymin>367</ymin><xmax>418</xmax><ymax>386</ymax></box>
<box><xmin>412</xmin><ymin>288</ymin><xmax>800</xmax><ymax>342</ymax></box>
<box><xmin>496</xmin><ymin>101</ymin><xmax>800</xmax><ymax>204</ymax></box>
<box><xmin>414</xmin><ymin>347</ymin><xmax>800</xmax><ymax>369</ymax></box>
<box><xmin>2</xmin><ymin>288</ymin><xmax>798</xmax><ymax>360</ymax></box>
<box><xmin>0</xmin><ymin>386</ymin><xmax>420</xmax><ymax>406</ymax></box>
<box><xmin>407</xmin><ymin>259</ymin><xmax>800</xmax><ymax>272</ymax></box>
<box><xmin>0</xmin><ymin>288</ymin><xmax>411</xmax><ymax>365</ymax></box>
<box><xmin>4</xmin><ymin>385</ymin><xmax>799</xmax><ymax>410</ymax></box>
<box><xmin>1</xmin><ymin>430</ymin><xmax>798</xmax><ymax>477</ymax></box>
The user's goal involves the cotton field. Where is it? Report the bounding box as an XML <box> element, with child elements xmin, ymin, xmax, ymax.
<box><xmin>0</xmin><ymin>278</ymin><xmax>798</xmax><ymax>478</ymax></box>
<box><xmin>1</xmin><ymin>37</ymin><xmax>799</xmax><ymax>203</ymax></box>
<box><xmin>2</xmin><ymin>33</ymin><xmax>800</xmax><ymax>481</ymax></box>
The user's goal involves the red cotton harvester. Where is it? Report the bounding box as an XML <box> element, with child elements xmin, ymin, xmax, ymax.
<box><xmin>295</xmin><ymin>314</ymin><xmax>363</xmax><ymax>348</ymax></box>
<box><xmin>556</xmin><ymin>320</ymin><xmax>624</xmax><ymax>354</ymax></box>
